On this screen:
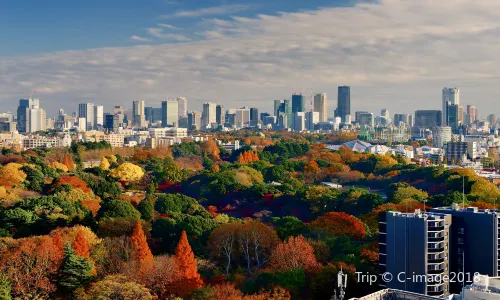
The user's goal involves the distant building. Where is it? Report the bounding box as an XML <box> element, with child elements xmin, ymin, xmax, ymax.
<box><xmin>132</xmin><ymin>100</ymin><xmax>145</xmax><ymax>127</ymax></box>
<box><xmin>446</xmin><ymin>103</ymin><xmax>460</xmax><ymax>133</ymax></box>
<box><xmin>277</xmin><ymin>100</ymin><xmax>292</xmax><ymax>128</ymax></box>
<box><xmin>94</xmin><ymin>105</ymin><xmax>104</xmax><ymax>127</ymax></box>
<box><xmin>216</xmin><ymin>105</ymin><xmax>224</xmax><ymax>126</ymax></box>
<box><xmin>442</xmin><ymin>87</ymin><xmax>460</xmax><ymax>125</ymax></box>
<box><xmin>78</xmin><ymin>103</ymin><xmax>95</xmax><ymax>130</ymax></box>
<box><xmin>335</xmin><ymin>86</ymin><xmax>351</xmax><ymax>123</ymax></box>
<box><xmin>292</xmin><ymin>93</ymin><xmax>305</xmax><ymax>113</ymax></box>
<box><xmin>305</xmin><ymin>111</ymin><xmax>319</xmax><ymax>131</ymax></box>
<box><xmin>293</xmin><ymin>112</ymin><xmax>305</xmax><ymax>131</ymax></box>
<box><xmin>202</xmin><ymin>102</ymin><xmax>217</xmax><ymax>127</ymax></box>
<box><xmin>414</xmin><ymin>110</ymin><xmax>442</xmax><ymax>135</ymax></box>
<box><xmin>445</xmin><ymin>142</ymin><xmax>468</xmax><ymax>164</ymax></box>
<box><xmin>187</xmin><ymin>111</ymin><xmax>202</xmax><ymax>130</ymax></box>
<box><xmin>177</xmin><ymin>97</ymin><xmax>187</xmax><ymax>117</ymax></box>
<box><xmin>313</xmin><ymin>93</ymin><xmax>327</xmax><ymax>123</ymax></box>
<box><xmin>357</xmin><ymin>112</ymin><xmax>374</xmax><ymax>127</ymax></box>
<box><xmin>432</xmin><ymin>126</ymin><xmax>452</xmax><ymax>148</ymax></box>
<box><xmin>250</xmin><ymin>107</ymin><xmax>259</xmax><ymax>127</ymax></box>
<box><xmin>161</xmin><ymin>100</ymin><xmax>179</xmax><ymax>127</ymax></box>
<box><xmin>235</xmin><ymin>107</ymin><xmax>251</xmax><ymax>128</ymax></box>
<box><xmin>17</xmin><ymin>98</ymin><xmax>45</xmax><ymax>133</ymax></box>
<box><xmin>394</xmin><ymin>113</ymin><xmax>411</xmax><ymax>127</ymax></box>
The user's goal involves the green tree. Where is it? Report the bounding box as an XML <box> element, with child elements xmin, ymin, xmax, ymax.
<box><xmin>58</xmin><ymin>243</ymin><xmax>95</xmax><ymax>293</ymax></box>
<box><xmin>98</xmin><ymin>200</ymin><xmax>141</xmax><ymax>220</ymax></box>
<box><xmin>137</xmin><ymin>198</ymin><xmax>154</xmax><ymax>221</ymax></box>
<box><xmin>271</xmin><ymin>216</ymin><xmax>309</xmax><ymax>240</ymax></box>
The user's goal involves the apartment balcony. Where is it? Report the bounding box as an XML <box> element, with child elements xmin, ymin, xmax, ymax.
<box><xmin>428</xmin><ymin>231</ymin><xmax>445</xmax><ymax>238</ymax></box>
<box><xmin>428</xmin><ymin>253</ymin><xmax>445</xmax><ymax>260</ymax></box>
<box><xmin>428</xmin><ymin>258</ymin><xmax>445</xmax><ymax>264</ymax></box>
<box><xmin>428</xmin><ymin>263</ymin><xmax>445</xmax><ymax>271</ymax></box>
<box><xmin>428</xmin><ymin>226</ymin><xmax>445</xmax><ymax>232</ymax></box>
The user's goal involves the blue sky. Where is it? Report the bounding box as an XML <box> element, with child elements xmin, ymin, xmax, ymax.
<box><xmin>1</xmin><ymin>0</ymin><xmax>500</xmax><ymax>118</ymax></box>
<box><xmin>0</xmin><ymin>0</ymin><xmax>350</xmax><ymax>56</ymax></box>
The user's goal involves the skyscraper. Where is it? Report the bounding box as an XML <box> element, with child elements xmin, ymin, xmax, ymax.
<box><xmin>78</xmin><ymin>103</ymin><xmax>95</xmax><ymax>130</ymax></box>
<box><xmin>291</xmin><ymin>93</ymin><xmax>305</xmax><ymax>113</ymax></box>
<box><xmin>94</xmin><ymin>105</ymin><xmax>104</xmax><ymax>127</ymax></box>
<box><xmin>335</xmin><ymin>86</ymin><xmax>351</xmax><ymax>123</ymax></box>
<box><xmin>488</xmin><ymin>114</ymin><xmax>497</xmax><ymax>127</ymax></box>
<box><xmin>313</xmin><ymin>93</ymin><xmax>327</xmax><ymax>123</ymax></box>
<box><xmin>442</xmin><ymin>87</ymin><xmax>460</xmax><ymax>125</ymax></box>
<box><xmin>202</xmin><ymin>103</ymin><xmax>217</xmax><ymax>127</ymax></box>
<box><xmin>161</xmin><ymin>100</ymin><xmax>178</xmax><ymax>127</ymax></box>
<box><xmin>132</xmin><ymin>100</ymin><xmax>145</xmax><ymax>127</ymax></box>
<box><xmin>216</xmin><ymin>105</ymin><xmax>224</xmax><ymax>126</ymax></box>
<box><xmin>17</xmin><ymin>98</ymin><xmax>38</xmax><ymax>133</ymax></box>
<box><xmin>250</xmin><ymin>107</ymin><xmax>259</xmax><ymax>127</ymax></box>
<box><xmin>293</xmin><ymin>112</ymin><xmax>305</xmax><ymax>132</ymax></box>
<box><xmin>274</xmin><ymin>100</ymin><xmax>283</xmax><ymax>117</ymax></box>
<box><xmin>467</xmin><ymin>105</ymin><xmax>476</xmax><ymax>124</ymax></box>
<box><xmin>177</xmin><ymin>97</ymin><xmax>187</xmax><ymax>117</ymax></box>
<box><xmin>447</xmin><ymin>104</ymin><xmax>459</xmax><ymax>133</ymax></box>
<box><xmin>187</xmin><ymin>111</ymin><xmax>202</xmax><ymax>130</ymax></box>
<box><xmin>235</xmin><ymin>107</ymin><xmax>251</xmax><ymax>128</ymax></box>
<box><xmin>278</xmin><ymin>99</ymin><xmax>292</xmax><ymax>128</ymax></box>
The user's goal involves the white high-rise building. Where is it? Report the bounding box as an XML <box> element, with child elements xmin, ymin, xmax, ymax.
<box><xmin>78</xmin><ymin>118</ymin><xmax>87</xmax><ymax>132</ymax></box>
<box><xmin>132</xmin><ymin>100</ymin><xmax>145</xmax><ymax>127</ymax></box>
<box><xmin>235</xmin><ymin>107</ymin><xmax>251</xmax><ymax>128</ymax></box>
<box><xmin>305</xmin><ymin>111</ymin><xmax>320</xmax><ymax>131</ymax></box>
<box><xmin>94</xmin><ymin>105</ymin><xmax>104</xmax><ymax>127</ymax></box>
<box><xmin>432</xmin><ymin>126</ymin><xmax>452</xmax><ymax>148</ymax></box>
<box><xmin>202</xmin><ymin>102</ymin><xmax>217</xmax><ymax>127</ymax></box>
<box><xmin>313</xmin><ymin>93</ymin><xmax>327</xmax><ymax>123</ymax></box>
<box><xmin>161</xmin><ymin>100</ymin><xmax>178</xmax><ymax>127</ymax></box>
<box><xmin>78</xmin><ymin>103</ymin><xmax>95</xmax><ymax>130</ymax></box>
<box><xmin>177</xmin><ymin>97</ymin><xmax>187</xmax><ymax>117</ymax></box>
<box><xmin>442</xmin><ymin>87</ymin><xmax>460</xmax><ymax>125</ymax></box>
<box><xmin>28</xmin><ymin>104</ymin><xmax>46</xmax><ymax>133</ymax></box>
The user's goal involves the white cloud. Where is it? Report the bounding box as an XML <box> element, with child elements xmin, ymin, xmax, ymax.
<box><xmin>165</xmin><ymin>4</ymin><xmax>252</xmax><ymax>18</ymax></box>
<box><xmin>157</xmin><ymin>23</ymin><xmax>180</xmax><ymax>29</ymax></box>
<box><xmin>146</xmin><ymin>27</ymin><xmax>191</xmax><ymax>41</ymax></box>
<box><xmin>130</xmin><ymin>35</ymin><xmax>151</xmax><ymax>42</ymax></box>
<box><xmin>3</xmin><ymin>0</ymin><xmax>500</xmax><ymax>117</ymax></box>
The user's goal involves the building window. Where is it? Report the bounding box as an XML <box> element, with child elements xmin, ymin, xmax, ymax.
<box><xmin>458</xmin><ymin>227</ymin><xmax>464</xmax><ymax>234</ymax></box>
<box><xmin>458</xmin><ymin>237</ymin><xmax>464</xmax><ymax>245</ymax></box>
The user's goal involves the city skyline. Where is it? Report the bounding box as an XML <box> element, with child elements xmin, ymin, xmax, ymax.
<box><xmin>3</xmin><ymin>0</ymin><xmax>500</xmax><ymax>115</ymax></box>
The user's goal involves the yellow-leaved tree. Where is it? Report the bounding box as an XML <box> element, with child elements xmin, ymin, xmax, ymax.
<box><xmin>100</xmin><ymin>157</ymin><xmax>110</xmax><ymax>170</ymax></box>
<box><xmin>50</xmin><ymin>161</ymin><xmax>69</xmax><ymax>172</ymax></box>
<box><xmin>0</xmin><ymin>163</ymin><xmax>27</xmax><ymax>187</ymax></box>
<box><xmin>110</xmin><ymin>162</ymin><xmax>144</xmax><ymax>183</ymax></box>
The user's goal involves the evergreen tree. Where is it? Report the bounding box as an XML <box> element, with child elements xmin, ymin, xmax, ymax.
<box><xmin>58</xmin><ymin>243</ymin><xmax>95</xmax><ymax>293</ymax></box>
<box><xmin>137</xmin><ymin>198</ymin><xmax>154</xmax><ymax>221</ymax></box>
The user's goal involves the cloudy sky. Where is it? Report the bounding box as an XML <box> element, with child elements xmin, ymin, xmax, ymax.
<box><xmin>1</xmin><ymin>0</ymin><xmax>500</xmax><ymax>118</ymax></box>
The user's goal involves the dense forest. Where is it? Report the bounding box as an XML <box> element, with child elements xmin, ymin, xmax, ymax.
<box><xmin>0</xmin><ymin>132</ymin><xmax>498</xmax><ymax>299</ymax></box>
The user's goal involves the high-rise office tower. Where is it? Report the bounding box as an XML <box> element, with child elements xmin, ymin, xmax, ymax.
<box><xmin>414</xmin><ymin>110</ymin><xmax>442</xmax><ymax>134</ymax></box>
<box><xmin>94</xmin><ymin>105</ymin><xmax>104</xmax><ymax>127</ymax></box>
<box><xmin>467</xmin><ymin>105</ymin><xmax>476</xmax><ymax>124</ymax></box>
<box><xmin>442</xmin><ymin>87</ymin><xmax>460</xmax><ymax>125</ymax></box>
<box><xmin>355</xmin><ymin>111</ymin><xmax>369</xmax><ymax>124</ymax></box>
<box><xmin>430</xmin><ymin>206</ymin><xmax>500</xmax><ymax>292</ymax></box>
<box><xmin>78</xmin><ymin>103</ymin><xmax>95</xmax><ymax>130</ymax></box>
<box><xmin>202</xmin><ymin>103</ymin><xmax>217</xmax><ymax>127</ymax></box>
<box><xmin>335</xmin><ymin>86</ymin><xmax>351</xmax><ymax>123</ymax></box>
<box><xmin>145</xmin><ymin>106</ymin><xmax>153</xmax><ymax>124</ymax></box>
<box><xmin>177</xmin><ymin>97</ymin><xmax>187</xmax><ymax>117</ymax></box>
<box><xmin>274</xmin><ymin>100</ymin><xmax>283</xmax><ymax>117</ymax></box>
<box><xmin>235</xmin><ymin>107</ymin><xmax>251</xmax><ymax>128</ymax></box>
<box><xmin>458</xmin><ymin>106</ymin><xmax>463</xmax><ymax>124</ymax></box>
<box><xmin>305</xmin><ymin>111</ymin><xmax>319</xmax><ymax>131</ymax></box>
<box><xmin>488</xmin><ymin>114</ymin><xmax>497</xmax><ymax>127</ymax></box>
<box><xmin>216</xmin><ymin>105</ymin><xmax>224</xmax><ymax>126</ymax></box>
<box><xmin>278</xmin><ymin>100</ymin><xmax>292</xmax><ymax>128</ymax></box>
<box><xmin>313</xmin><ymin>93</ymin><xmax>327</xmax><ymax>123</ymax></box>
<box><xmin>132</xmin><ymin>100</ymin><xmax>145</xmax><ymax>127</ymax></box>
<box><xmin>187</xmin><ymin>111</ymin><xmax>202</xmax><ymax>130</ymax></box>
<box><xmin>381</xmin><ymin>109</ymin><xmax>390</xmax><ymax>119</ymax></box>
<box><xmin>293</xmin><ymin>112</ymin><xmax>305</xmax><ymax>132</ymax></box>
<box><xmin>432</xmin><ymin>126</ymin><xmax>452</xmax><ymax>148</ymax></box>
<box><xmin>17</xmin><ymin>98</ymin><xmax>39</xmax><ymax>133</ymax></box>
<box><xmin>250</xmin><ymin>107</ymin><xmax>259</xmax><ymax>127</ymax></box>
<box><xmin>161</xmin><ymin>100</ymin><xmax>179</xmax><ymax>127</ymax></box>
<box><xmin>291</xmin><ymin>93</ymin><xmax>305</xmax><ymax>113</ymax></box>
<box><xmin>28</xmin><ymin>103</ymin><xmax>46</xmax><ymax>133</ymax></box>
<box><xmin>380</xmin><ymin>210</ymin><xmax>452</xmax><ymax>297</ymax></box>
<box><xmin>394</xmin><ymin>113</ymin><xmax>410</xmax><ymax>127</ymax></box>
<box><xmin>447</xmin><ymin>104</ymin><xmax>459</xmax><ymax>133</ymax></box>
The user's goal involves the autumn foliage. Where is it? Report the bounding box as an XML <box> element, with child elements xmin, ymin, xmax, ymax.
<box><xmin>173</xmin><ymin>231</ymin><xmax>203</xmax><ymax>295</ymax></box>
<box><xmin>237</xmin><ymin>151</ymin><xmax>260</xmax><ymax>164</ymax></box>
<box><xmin>72</xmin><ymin>229</ymin><xmax>90</xmax><ymax>258</ymax></box>
<box><xmin>130</xmin><ymin>220</ymin><xmax>153</xmax><ymax>272</ymax></box>
<box><xmin>268</xmin><ymin>235</ymin><xmax>320</xmax><ymax>273</ymax></box>
<box><xmin>309</xmin><ymin>212</ymin><xmax>366</xmax><ymax>240</ymax></box>
<box><xmin>51</xmin><ymin>176</ymin><xmax>92</xmax><ymax>194</ymax></box>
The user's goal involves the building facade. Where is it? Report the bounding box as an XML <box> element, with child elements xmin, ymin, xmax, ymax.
<box><xmin>313</xmin><ymin>93</ymin><xmax>327</xmax><ymax>123</ymax></box>
<box><xmin>335</xmin><ymin>86</ymin><xmax>351</xmax><ymax>123</ymax></box>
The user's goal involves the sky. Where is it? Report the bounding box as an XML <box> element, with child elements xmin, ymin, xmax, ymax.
<box><xmin>1</xmin><ymin>0</ymin><xmax>500</xmax><ymax>118</ymax></box>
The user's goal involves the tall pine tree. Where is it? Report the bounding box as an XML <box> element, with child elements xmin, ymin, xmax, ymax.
<box><xmin>58</xmin><ymin>243</ymin><xmax>95</xmax><ymax>293</ymax></box>
<box><xmin>174</xmin><ymin>231</ymin><xmax>203</xmax><ymax>295</ymax></box>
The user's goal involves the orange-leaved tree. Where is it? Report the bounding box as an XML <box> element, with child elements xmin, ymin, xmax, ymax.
<box><xmin>72</xmin><ymin>229</ymin><xmax>90</xmax><ymax>258</ymax></box>
<box><xmin>174</xmin><ymin>231</ymin><xmax>203</xmax><ymax>296</ymax></box>
<box><xmin>309</xmin><ymin>212</ymin><xmax>366</xmax><ymax>240</ymax></box>
<box><xmin>202</xmin><ymin>138</ymin><xmax>220</xmax><ymax>161</ymax></box>
<box><xmin>268</xmin><ymin>235</ymin><xmax>320</xmax><ymax>273</ymax></box>
<box><xmin>131</xmin><ymin>220</ymin><xmax>153</xmax><ymax>272</ymax></box>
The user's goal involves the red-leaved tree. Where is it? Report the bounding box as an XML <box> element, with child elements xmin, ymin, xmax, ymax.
<box><xmin>268</xmin><ymin>235</ymin><xmax>320</xmax><ymax>273</ymax></box>
<box><xmin>309</xmin><ymin>212</ymin><xmax>366</xmax><ymax>240</ymax></box>
<box><xmin>173</xmin><ymin>231</ymin><xmax>203</xmax><ymax>296</ymax></box>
